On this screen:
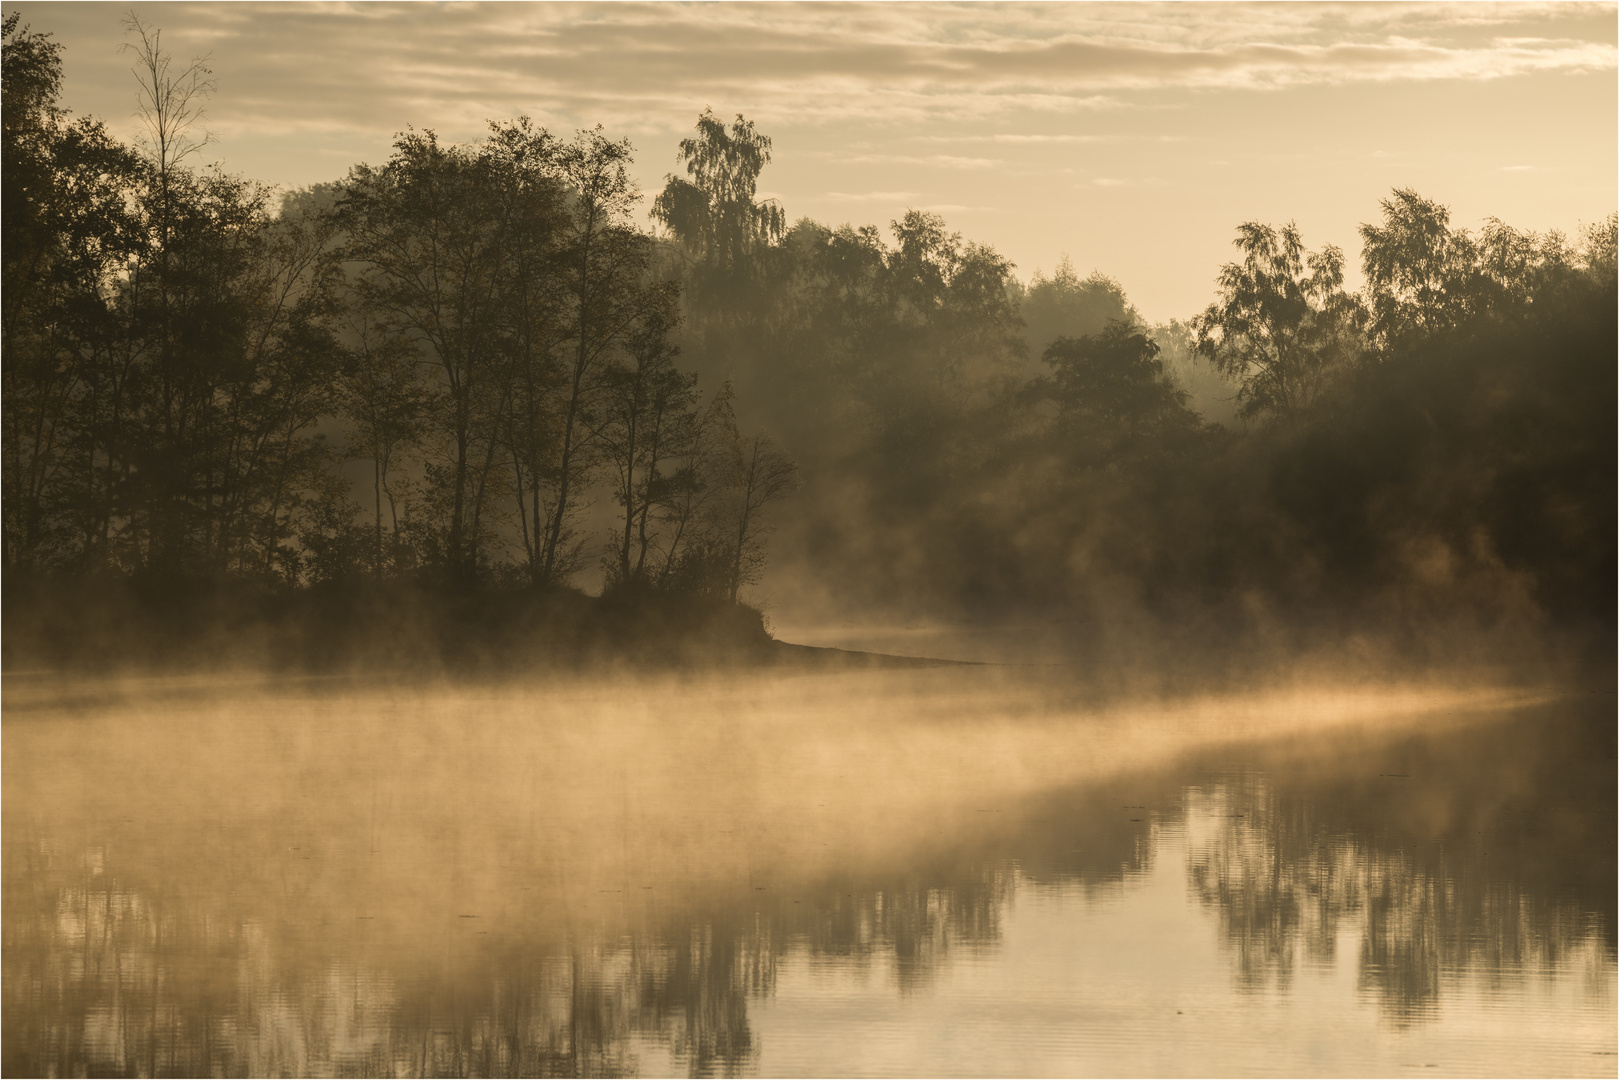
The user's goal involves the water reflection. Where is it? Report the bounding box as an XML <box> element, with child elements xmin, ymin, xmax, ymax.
<box><xmin>1184</xmin><ymin>701</ymin><xmax>1614</xmax><ymax>1026</ymax></box>
<box><xmin>3</xmin><ymin>679</ymin><xmax>1612</xmax><ymax>1076</ymax></box>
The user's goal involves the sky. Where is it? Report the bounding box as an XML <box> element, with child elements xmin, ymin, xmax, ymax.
<box><xmin>8</xmin><ymin>1</ymin><xmax>1616</xmax><ymax>322</ymax></box>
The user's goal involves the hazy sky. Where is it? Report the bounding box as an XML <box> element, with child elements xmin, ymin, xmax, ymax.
<box><xmin>9</xmin><ymin>1</ymin><xmax>1616</xmax><ymax>321</ymax></box>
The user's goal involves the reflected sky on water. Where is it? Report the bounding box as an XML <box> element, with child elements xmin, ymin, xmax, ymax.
<box><xmin>3</xmin><ymin>672</ymin><xmax>1613</xmax><ymax>1077</ymax></box>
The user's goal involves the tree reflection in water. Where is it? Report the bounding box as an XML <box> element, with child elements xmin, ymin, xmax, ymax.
<box><xmin>1184</xmin><ymin>695</ymin><xmax>1613</xmax><ymax>1025</ymax></box>
<box><xmin>3</xmin><ymin>695</ymin><xmax>1611</xmax><ymax>1076</ymax></box>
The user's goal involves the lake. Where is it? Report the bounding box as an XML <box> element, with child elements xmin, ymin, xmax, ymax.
<box><xmin>3</xmin><ymin>668</ymin><xmax>1613</xmax><ymax>1077</ymax></box>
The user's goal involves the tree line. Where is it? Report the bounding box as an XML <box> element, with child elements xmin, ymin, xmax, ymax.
<box><xmin>5</xmin><ymin>15</ymin><xmax>1613</xmax><ymax>654</ymax></box>
<box><xmin>651</xmin><ymin>110</ymin><xmax>1614</xmax><ymax>650</ymax></box>
<box><xmin>2</xmin><ymin>16</ymin><xmax>795</xmax><ymax>606</ymax></box>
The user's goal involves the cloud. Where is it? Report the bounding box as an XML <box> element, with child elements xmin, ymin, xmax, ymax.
<box><xmin>841</xmin><ymin>153</ymin><xmax>1002</xmax><ymax>169</ymax></box>
<box><xmin>1078</xmin><ymin>176</ymin><xmax>1172</xmax><ymax>189</ymax></box>
<box><xmin>909</xmin><ymin>132</ymin><xmax>1191</xmax><ymax>148</ymax></box>
<box><xmin>990</xmin><ymin>133</ymin><xmax>1136</xmax><ymax>144</ymax></box>
<box><xmin>23</xmin><ymin>0</ymin><xmax>1614</xmax><ymax>149</ymax></box>
<box><xmin>820</xmin><ymin>190</ymin><xmax>919</xmax><ymax>202</ymax></box>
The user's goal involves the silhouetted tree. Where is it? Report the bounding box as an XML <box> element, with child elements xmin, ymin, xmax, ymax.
<box><xmin>335</xmin><ymin>275</ymin><xmax>429</xmax><ymax>574</ymax></box>
<box><xmin>340</xmin><ymin>135</ymin><xmax>493</xmax><ymax>576</ymax></box>
<box><xmin>1021</xmin><ymin>258</ymin><xmax>1138</xmax><ymax>363</ymax></box>
<box><xmin>651</xmin><ymin>108</ymin><xmax>785</xmax><ymax>308</ymax></box>
<box><xmin>599</xmin><ymin>290</ymin><xmax>696</xmax><ymax>587</ymax></box>
<box><xmin>1358</xmin><ymin>189</ymin><xmax>1481</xmax><ymax>352</ymax></box>
<box><xmin>483</xmin><ymin>118</ymin><xmax>570</xmax><ymax>585</ymax></box>
<box><xmin>339</xmin><ymin>124</ymin><xmax>564</xmax><ymax>579</ymax></box>
<box><xmin>651</xmin><ymin>382</ymin><xmax>738</xmax><ymax>592</ymax></box>
<box><xmin>887</xmin><ymin>209</ymin><xmax>1026</xmax><ymax>394</ymax></box>
<box><xmin>1193</xmin><ymin>222</ymin><xmax>1365</xmax><ymax>423</ymax></box>
<box><xmin>1</xmin><ymin>15</ymin><xmax>143</xmax><ymax>573</ymax></box>
<box><xmin>1360</xmin><ymin>188</ymin><xmax>1584</xmax><ymax>355</ymax></box>
<box><xmin>714</xmin><ymin>425</ymin><xmax>798</xmax><ymax>604</ymax></box>
<box><xmin>113</xmin><ymin>20</ymin><xmax>347</xmax><ymax>579</ymax></box>
<box><xmin>538</xmin><ymin>128</ymin><xmax>665</xmax><ymax>586</ymax></box>
<box><xmin>1029</xmin><ymin>321</ymin><xmax>1206</xmax><ymax>466</ymax></box>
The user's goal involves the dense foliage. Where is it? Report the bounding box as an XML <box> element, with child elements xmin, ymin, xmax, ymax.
<box><xmin>4</xmin><ymin>16</ymin><xmax>1613</xmax><ymax>665</ymax></box>
<box><xmin>2</xmin><ymin>18</ymin><xmax>794</xmax><ymax>611</ymax></box>
<box><xmin>655</xmin><ymin>115</ymin><xmax>1614</xmax><ymax>655</ymax></box>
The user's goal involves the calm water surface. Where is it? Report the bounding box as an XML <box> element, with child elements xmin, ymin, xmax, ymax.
<box><xmin>3</xmin><ymin>670</ymin><xmax>1613</xmax><ymax>1077</ymax></box>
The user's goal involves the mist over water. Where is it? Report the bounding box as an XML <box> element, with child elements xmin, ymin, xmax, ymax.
<box><xmin>2</xmin><ymin>10</ymin><xmax>1615</xmax><ymax>1079</ymax></box>
<box><xmin>5</xmin><ymin>671</ymin><xmax>1612</xmax><ymax>1077</ymax></box>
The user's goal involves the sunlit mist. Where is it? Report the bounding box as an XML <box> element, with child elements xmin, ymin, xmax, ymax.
<box><xmin>2</xmin><ymin>4</ymin><xmax>1613</xmax><ymax>1077</ymax></box>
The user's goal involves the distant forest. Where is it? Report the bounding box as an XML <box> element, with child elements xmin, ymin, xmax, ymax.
<box><xmin>5</xmin><ymin>16</ymin><xmax>1614</xmax><ymax>667</ymax></box>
